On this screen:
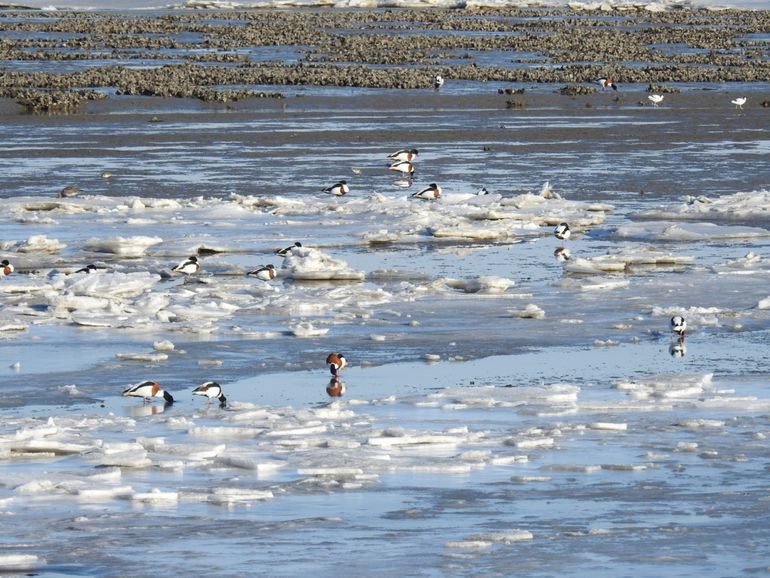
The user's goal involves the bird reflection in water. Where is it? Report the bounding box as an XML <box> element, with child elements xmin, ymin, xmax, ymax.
<box><xmin>326</xmin><ymin>377</ymin><xmax>346</xmax><ymax>398</ymax></box>
<box><xmin>669</xmin><ymin>338</ymin><xmax>687</xmax><ymax>358</ymax></box>
<box><xmin>554</xmin><ymin>246</ymin><xmax>571</xmax><ymax>262</ymax></box>
<box><xmin>125</xmin><ymin>402</ymin><xmax>170</xmax><ymax>417</ymax></box>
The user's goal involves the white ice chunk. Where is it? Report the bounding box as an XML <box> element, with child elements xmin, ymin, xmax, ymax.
<box><xmin>84</xmin><ymin>235</ymin><xmax>162</xmax><ymax>257</ymax></box>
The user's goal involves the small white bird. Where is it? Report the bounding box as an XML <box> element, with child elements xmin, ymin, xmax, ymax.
<box><xmin>322</xmin><ymin>180</ymin><xmax>349</xmax><ymax>196</ymax></box>
<box><xmin>411</xmin><ymin>183</ymin><xmax>441</xmax><ymax>200</ymax></box>
<box><xmin>433</xmin><ymin>74</ymin><xmax>444</xmax><ymax>89</ymax></box>
<box><xmin>388</xmin><ymin>149</ymin><xmax>419</xmax><ymax>162</ymax></box>
<box><xmin>648</xmin><ymin>94</ymin><xmax>664</xmax><ymax>107</ymax></box>
<box><xmin>731</xmin><ymin>97</ymin><xmax>747</xmax><ymax>110</ymax></box>
<box><xmin>247</xmin><ymin>263</ymin><xmax>276</xmax><ymax>281</ymax></box>
<box><xmin>173</xmin><ymin>255</ymin><xmax>200</xmax><ymax>275</ymax></box>
<box><xmin>193</xmin><ymin>381</ymin><xmax>227</xmax><ymax>405</ymax></box>
<box><xmin>554</xmin><ymin>222</ymin><xmax>571</xmax><ymax>243</ymax></box>
<box><xmin>671</xmin><ymin>315</ymin><xmax>687</xmax><ymax>338</ymax></box>
<box><xmin>477</xmin><ymin>187</ymin><xmax>489</xmax><ymax>196</ymax></box>
<box><xmin>122</xmin><ymin>380</ymin><xmax>174</xmax><ymax>404</ymax></box>
<box><xmin>389</xmin><ymin>161</ymin><xmax>415</xmax><ymax>177</ymax></box>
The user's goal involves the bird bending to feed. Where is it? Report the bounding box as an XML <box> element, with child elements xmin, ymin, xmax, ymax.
<box><xmin>411</xmin><ymin>183</ymin><xmax>441</xmax><ymax>200</ymax></box>
<box><xmin>554</xmin><ymin>222</ymin><xmax>571</xmax><ymax>244</ymax></box>
<box><xmin>389</xmin><ymin>161</ymin><xmax>415</xmax><ymax>177</ymax></box>
<box><xmin>731</xmin><ymin>97</ymin><xmax>746</xmax><ymax>110</ymax></box>
<box><xmin>433</xmin><ymin>74</ymin><xmax>444</xmax><ymax>89</ymax></box>
<box><xmin>276</xmin><ymin>241</ymin><xmax>301</xmax><ymax>256</ymax></box>
<box><xmin>173</xmin><ymin>255</ymin><xmax>200</xmax><ymax>275</ymax></box>
<box><xmin>322</xmin><ymin>180</ymin><xmax>349</xmax><ymax>196</ymax></box>
<box><xmin>247</xmin><ymin>263</ymin><xmax>276</xmax><ymax>281</ymax></box>
<box><xmin>58</xmin><ymin>185</ymin><xmax>81</xmax><ymax>198</ymax></box>
<box><xmin>648</xmin><ymin>94</ymin><xmax>664</xmax><ymax>107</ymax></box>
<box><xmin>122</xmin><ymin>380</ymin><xmax>174</xmax><ymax>404</ymax></box>
<box><xmin>326</xmin><ymin>377</ymin><xmax>346</xmax><ymax>398</ymax></box>
<box><xmin>1</xmin><ymin>259</ymin><xmax>14</xmax><ymax>278</ymax></box>
<box><xmin>326</xmin><ymin>352</ymin><xmax>347</xmax><ymax>377</ymax></box>
<box><xmin>595</xmin><ymin>77</ymin><xmax>617</xmax><ymax>91</ymax></box>
<box><xmin>671</xmin><ymin>315</ymin><xmax>687</xmax><ymax>339</ymax></box>
<box><xmin>193</xmin><ymin>381</ymin><xmax>227</xmax><ymax>405</ymax></box>
<box><xmin>477</xmin><ymin>187</ymin><xmax>489</xmax><ymax>196</ymax></box>
<box><xmin>388</xmin><ymin>149</ymin><xmax>419</xmax><ymax>162</ymax></box>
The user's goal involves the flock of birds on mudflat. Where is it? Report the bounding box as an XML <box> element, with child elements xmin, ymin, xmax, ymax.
<box><xmin>5</xmin><ymin>74</ymin><xmax>717</xmax><ymax>408</ymax></box>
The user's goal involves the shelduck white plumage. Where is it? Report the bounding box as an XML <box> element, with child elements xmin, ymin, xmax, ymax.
<box><xmin>247</xmin><ymin>263</ymin><xmax>276</xmax><ymax>281</ymax></box>
<box><xmin>411</xmin><ymin>183</ymin><xmax>441</xmax><ymax>200</ymax></box>
<box><xmin>389</xmin><ymin>161</ymin><xmax>415</xmax><ymax>177</ymax></box>
<box><xmin>554</xmin><ymin>222</ymin><xmax>571</xmax><ymax>242</ymax></box>
<box><xmin>193</xmin><ymin>381</ymin><xmax>227</xmax><ymax>405</ymax></box>
<box><xmin>594</xmin><ymin>77</ymin><xmax>617</xmax><ymax>91</ymax></box>
<box><xmin>388</xmin><ymin>149</ymin><xmax>419</xmax><ymax>162</ymax></box>
<box><xmin>731</xmin><ymin>97</ymin><xmax>746</xmax><ymax>110</ymax></box>
<box><xmin>322</xmin><ymin>181</ymin><xmax>349</xmax><ymax>196</ymax></box>
<box><xmin>173</xmin><ymin>255</ymin><xmax>200</xmax><ymax>275</ymax></box>
<box><xmin>671</xmin><ymin>315</ymin><xmax>687</xmax><ymax>338</ymax></box>
<box><xmin>122</xmin><ymin>380</ymin><xmax>174</xmax><ymax>404</ymax></box>
<box><xmin>326</xmin><ymin>352</ymin><xmax>347</xmax><ymax>377</ymax></box>
<box><xmin>276</xmin><ymin>241</ymin><xmax>302</xmax><ymax>256</ymax></box>
<box><xmin>1</xmin><ymin>259</ymin><xmax>14</xmax><ymax>278</ymax></box>
<box><xmin>433</xmin><ymin>74</ymin><xmax>444</xmax><ymax>89</ymax></box>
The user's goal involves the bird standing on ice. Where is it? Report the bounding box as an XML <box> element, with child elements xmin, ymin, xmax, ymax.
<box><xmin>193</xmin><ymin>381</ymin><xmax>227</xmax><ymax>405</ymax></box>
<box><xmin>247</xmin><ymin>263</ymin><xmax>276</xmax><ymax>281</ymax></box>
<box><xmin>595</xmin><ymin>77</ymin><xmax>617</xmax><ymax>91</ymax></box>
<box><xmin>648</xmin><ymin>94</ymin><xmax>664</xmax><ymax>107</ymax></box>
<box><xmin>173</xmin><ymin>255</ymin><xmax>200</xmax><ymax>275</ymax></box>
<box><xmin>433</xmin><ymin>74</ymin><xmax>444</xmax><ymax>89</ymax></box>
<box><xmin>388</xmin><ymin>149</ymin><xmax>419</xmax><ymax>162</ymax></box>
<box><xmin>554</xmin><ymin>222</ymin><xmax>571</xmax><ymax>245</ymax></box>
<box><xmin>411</xmin><ymin>183</ymin><xmax>441</xmax><ymax>200</ymax></box>
<box><xmin>322</xmin><ymin>181</ymin><xmax>349</xmax><ymax>196</ymax></box>
<box><xmin>670</xmin><ymin>315</ymin><xmax>687</xmax><ymax>339</ymax></box>
<box><xmin>731</xmin><ymin>97</ymin><xmax>746</xmax><ymax>110</ymax></box>
<box><xmin>326</xmin><ymin>352</ymin><xmax>347</xmax><ymax>377</ymax></box>
<box><xmin>1</xmin><ymin>259</ymin><xmax>14</xmax><ymax>278</ymax></box>
<box><xmin>276</xmin><ymin>242</ymin><xmax>301</xmax><ymax>257</ymax></box>
<box><xmin>122</xmin><ymin>380</ymin><xmax>174</xmax><ymax>404</ymax></box>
